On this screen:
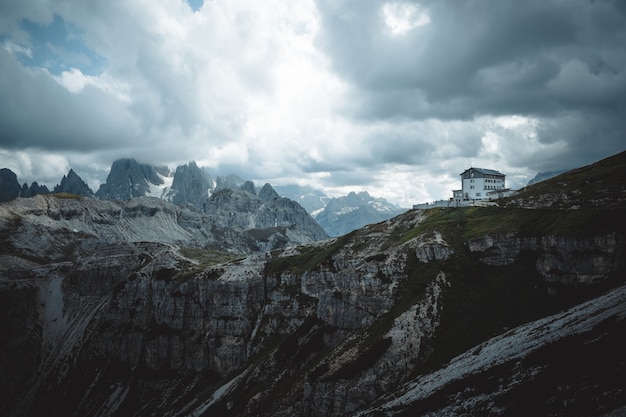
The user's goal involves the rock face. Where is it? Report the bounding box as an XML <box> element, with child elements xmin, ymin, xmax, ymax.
<box><xmin>95</xmin><ymin>158</ymin><xmax>170</xmax><ymax>201</ymax></box>
<box><xmin>166</xmin><ymin>161</ymin><xmax>213</xmax><ymax>208</ymax></box>
<box><xmin>0</xmin><ymin>168</ymin><xmax>21</xmax><ymax>202</ymax></box>
<box><xmin>258</xmin><ymin>183</ymin><xmax>280</xmax><ymax>202</ymax></box>
<box><xmin>19</xmin><ymin>182</ymin><xmax>49</xmax><ymax>198</ymax></box>
<box><xmin>1</xmin><ymin>198</ymin><xmax>624</xmax><ymax>417</ymax></box>
<box><xmin>1</xmin><ymin>151</ymin><xmax>626</xmax><ymax>417</ymax></box>
<box><xmin>467</xmin><ymin>233</ymin><xmax>624</xmax><ymax>284</ymax></box>
<box><xmin>315</xmin><ymin>191</ymin><xmax>406</xmax><ymax>237</ymax></box>
<box><xmin>0</xmin><ymin>194</ymin><xmax>326</xmax><ymax>259</ymax></box>
<box><xmin>53</xmin><ymin>169</ymin><xmax>94</xmax><ymax>196</ymax></box>
<box><xmin>203</xmin><ymin>186</ymin><xmax>328</xmax><ymax>248</ymax></box>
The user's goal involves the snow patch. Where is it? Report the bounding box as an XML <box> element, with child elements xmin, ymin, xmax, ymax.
<box><xmin>146</xmin><ymin>172</ymin><xmax>174</xmax><ymax>199</ymax></box>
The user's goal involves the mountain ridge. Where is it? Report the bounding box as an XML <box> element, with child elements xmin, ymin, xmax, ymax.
<box><xmin>0</xmin><ymin>159</ymin><xmax>409</xmax><ymax>236</ymax></box>
<box><xmin>1</xmin><ymin>150</ymin><xmax>624</xmax><ymax>416</ymax></box>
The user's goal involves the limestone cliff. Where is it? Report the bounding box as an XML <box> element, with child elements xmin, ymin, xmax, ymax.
<box><xmin>1</xmin><ymin>152</ymin><xmax>626</xmax><ymax>417</ymax></box>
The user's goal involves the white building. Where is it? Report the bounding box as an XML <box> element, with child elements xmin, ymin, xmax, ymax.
<box><xmin>453</xmin><ymin>168</ymin><xmax>506</xmax><ymax>202</ymax></box>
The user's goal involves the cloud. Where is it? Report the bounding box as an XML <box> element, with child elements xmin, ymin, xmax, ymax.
<box><xmin>315</xmin><ymin>0</ymin><xmax>626</xmax><ymax>119</ymax></box>
<box><xmin>0</xmin><ymin>0</ymin><xmax>625</xmax><ymax>208</ymax></box>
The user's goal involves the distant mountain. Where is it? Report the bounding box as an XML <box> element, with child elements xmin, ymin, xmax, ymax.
<box><xmin>95</xmin><ymin>158</ymin><xmax>170</xmax><ymax>200</ymax></box>
<box><xmin>166</xmin><ymin>161</ymin><xmax>213</xmax><ymax>208</ymax></box>
<box><xmin>20</xmin><ymin>182</ymin><xmax>49</xmax><ymax>198</ymax></box>
<box><xmin>215</xmin><ymin>173</ymin><xmax>246</xmax><ymax>192</ymax></box>
<box><xmin>90</xmin><ymin>159</ymin><xmax>327</xmax><ymax>244</ymax></box>
<box><xmin>53</xmin><ymin>169</ymin><xmax>94</xmax><ymax>197</ymax></box>
<box><xmin>274</xmin><ymin>186</ymin><xmax>405</xmax><ymax>237</ymax></box>
<box><xmin>526</xmin><ymin>169</ymin><xmax>569</xmax><ymax>186</ymax></box>
<box><xmin>314</xmin><ymin>191</ymin><xmax>406</xmax><ymax>237</ymax></box>
<box><xmin>258</xmin><ymin>182</ymin><xmax>280</xmax><ymax>202</ymax></box>
<box><xmin>274</xmin><ymin>184</ymin><xmax>329</xmax><ymax>214</ymax></box>
<box><xmin>204</xmin><ymin>183</ymin><xmax>328</xmax><ymax>243</ymax></box>
<box><xmin>0</xmin><ymin>168</ymin><xmax>21</xmax><ymax>202</ymax></box>
<box><xmin>1</xmin><ymin>168</ymin><xmax>87</xmax><ymax>201</ymax></box>
<box><xmin>240</xmin><ymin>180</ymin><xmax>257</xmax><ymax>195</ymax></box>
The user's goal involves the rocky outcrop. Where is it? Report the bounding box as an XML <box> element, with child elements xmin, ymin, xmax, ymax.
<box><xmin>258</xmin><ymin>183</ymin><xmax>279</xmax><ymax>202</ymax></box>
<box><xmin>240</xmin><ymin>180</ymin><xmax>257</xmax><ymax>195</ymax></box>
<box><xmin>0</xmin><ymin>168</ymin><xmax>21</xmax><ymax>202</ymax></box>
<box><xmin>358</xmin><ymin>283</ymin><xmax>626</xmax><ymax>417</ymax></box>
<box><xmin>204</xmin><ymin>188</ymin><xmax>328</xmax><ymax>243</ymax></box>
<box><xmin>467</xmin><ymin>233</ymin><xmax>624</xmax><ymax>284</ymax></box>
<box><xmin>167</xmin><ymin>161</ymin><xmax>213</xmax><ymax>208</ymax></box>
<box><xmin>19</xmin><ymin>182</ymin><xmax>49</xmax><ymax>198</ymax></box>
<box><xmin>95</xmin><ymin>158</ymin><xmax>169</xmax><ymax>200</ymax></box>
<box><xmin>53</xmin><ymin>169</ymin><xmax>94</xmax><ymax>196</ymax></box>
<box><xmin>214</xmin><ymin>173</ymin><xmax>245</xmax><ymax>192</ymax></box>
<box><xmin>0</xmin><ymin>194</ymin><xmax>325</xmax><ymax>262</ymax></box>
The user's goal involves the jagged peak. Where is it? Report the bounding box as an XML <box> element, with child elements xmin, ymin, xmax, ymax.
<box><xmin>240</xmin><ymin>180</ymin><xmax>256</xmax><ymax>195</ymax></box>
<box><xmin>258</xmin><ymin>183</ymin><xmax>279</xmax><ymax>202</ymax></box>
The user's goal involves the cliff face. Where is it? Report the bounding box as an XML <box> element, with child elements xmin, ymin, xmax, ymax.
<box><xmin>2</xmin><ymin>202</ymin><xmax>625</xmax><ymax>417</ymax></box>
<box><xmin>0</xmin><ymin>193</ymin><xmax>325</xmax><ymax>260</ymax></box>
<box><xmin>467</xmin><ymin>233</ymin><xmax>623</xmax><ymax>284</ymax></box>
<box><xmin>1</xmin><ymin>152</ymin><xmax>626</xmax><ymax>417</ymax></box>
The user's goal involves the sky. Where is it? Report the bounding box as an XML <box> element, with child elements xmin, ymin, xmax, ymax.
<box><xmin>1</xmin><ymin>0</ymin><xmax>625</xmax><ymax>207</ymax></box>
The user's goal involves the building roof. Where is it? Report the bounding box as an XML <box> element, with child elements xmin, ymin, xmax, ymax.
<box><xmin>460</xmin><ymin>167</ymin><xmax>505</xmax><ymax>176</ymax></box>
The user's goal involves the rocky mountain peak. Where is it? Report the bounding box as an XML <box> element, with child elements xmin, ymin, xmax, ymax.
<box><xmin>315</xmin><ymin>190</ymin><xmax>406</xmax><ymax>237</ymax></box>
<box><xmin>168</xmin><ymin>161</ymin><xmax>212</xmax><ymax>208</ymax></box>
<box><xmin>0</xmin><ymin>168</ymin><xmax>20</xmax><ymax>202</ymax></box>
<box><xmin>240</xmin><ymin>180</ymin><xmax>256</xmax><ymax>195</ymax></box>
<box><xmin>20</xmin><ymin>181</ymin><xmax>50</xmax><ymax>198</ymax></box>
<box><xmin>53</xmin><ymin>169</ymin><xmax>94</xmax><ymax>197</ymax></box>
<box><xmin>214</xmin><ymin>173</ymin><xmax>245</xmax><ymax>192</ymax></box>
<box><xmin>95</xmin><ymin>158</ymin><xmax>169</xmax><ymax>201</ymax></box>
<box><xmin>258</xmin><ymin>183</ymin><xmax>279</xmax><ymax>202</ymax></box>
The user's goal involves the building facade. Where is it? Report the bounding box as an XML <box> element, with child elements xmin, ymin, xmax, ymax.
<box><xmin>453</xmin><ymin>168</ymin><xmax>506</xmax><ymax>201</ymax></box>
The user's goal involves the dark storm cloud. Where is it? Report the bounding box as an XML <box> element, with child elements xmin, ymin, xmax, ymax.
<box><xmin>0</xmin><ymin>47</ymin><xmax>138</xmax><ymax>151</ymax></box>
<box><xmin>315</xmin><ymin>0</ymin><xmax>626</xmax><ymax>119</ymax></box>
<box><xmin>1</xmin><ymin>0</ymin><xmax>625</xmax><ymax>206</ymax></box>
<box><xmin>314</xmin><ymin>0</ymin><xmax>626</xmax><ymax>176</ymax></box>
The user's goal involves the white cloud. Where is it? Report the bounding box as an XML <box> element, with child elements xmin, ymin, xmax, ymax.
<box><xmin>381</xmin><ymin>1</ymin><xmax>430</xmax><ymax>36</ymax></box>
<box><xmin>1</xmin><ymin>0</ymin><xmax>625</xmax><ymax>207</ymax></box>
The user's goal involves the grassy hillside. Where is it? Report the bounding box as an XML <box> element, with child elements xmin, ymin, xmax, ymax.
<box><xmin>504</xmin><ymin>150</ymin><xmax>626</xmax><ymax>208</ymax></box>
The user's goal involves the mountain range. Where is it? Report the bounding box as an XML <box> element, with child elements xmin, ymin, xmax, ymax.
<box><xmin>1</xmin><ymin>150</ymin><xmax>625</xmax><ymax>416</ymax></box>
<box><xmin>0</xmin><ymin>158</ymin><xmax>407</xmax><ymax>236</ymax></box>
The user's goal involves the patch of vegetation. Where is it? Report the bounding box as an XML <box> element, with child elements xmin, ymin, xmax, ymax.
<box><xmin>264</xmin><ymin>232</ymin><xmax>354</xmax><ymax>277</ymax></box>
<box><xmin>503</xmin><ymin>150</ymin><xmax>626</xmax><ymax>208</ymax></box>
<box><xmin>50</xmin><ymin>192</ymin><xmax>82</xmax><ymax>199</ymax></box>
<box><xmin>395</xmin><ymin>206</ymin><xmax>626</xmax><ymax>245</ymax></box>
<box><xmin>174</xmin><ymin>247</ymin><xmax>240</xmax><ymax>281</ymax></box>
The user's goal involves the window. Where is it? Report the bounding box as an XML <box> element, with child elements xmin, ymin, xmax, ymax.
<box><xmin>476</xmin><ymin>193</ymin><xmax>481</xmax><ymax>197</ymax></box>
